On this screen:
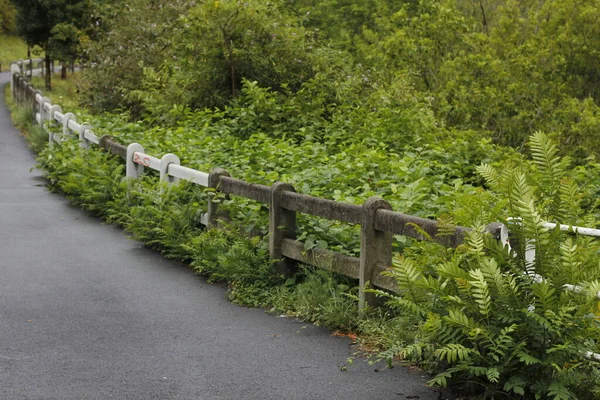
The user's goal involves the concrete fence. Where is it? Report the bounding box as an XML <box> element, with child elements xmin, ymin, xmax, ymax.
<box><xmin>10</xmin><ymin>62</ymin><xmax>600</xmax><ymax>318</ymax></box>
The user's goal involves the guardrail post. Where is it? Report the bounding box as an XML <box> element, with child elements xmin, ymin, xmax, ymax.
<box><xmin>359</xmin><ymin>197</ymin><xmax>393</xmax><ymax>312</ymax></box>
<box><xmin>62</xmin><ymin>112</ymin><xmax>76</xmax><ymax>141</ymax></box>
<box><xmin>17</xmin><ymin>76</ymin><xmax>24</xmax><ymax>105</ymax></box>
<box><xmin>48</xmin><ymin>105</ymin><xmax>62</xmax><ymax>143</ymax></box>
<box><xmin>126</xmin><ymin>143</ymin><xmax>144</xmax><ymax>179</ymax></box>
<box><xmin>23</xmin><ymin>81</ymin><xmax>29</xmax><ymax>105</ymax></box>
<box><xmin>160</xmin><ymin>154</ymin><xmax>180</xmax><ymax>184</ymax></box>
<box><xmin>33</xmin><ymin>90</ymin><xmax>42</xmax><ymax>123</ymax></box>
<box><xmin>207</xmin><ymin>168</ymin><xmax>230</xmax><ymax>226</ymax></box>
<box><xmin>39</xmin><ymin>96</ymin><xmax>51</xmax><ymax>131</ymax></box>
<box><xmin>26</xmin><ymin>84</ymin><xmax>34</xmax><ymax>109</ymax></box>
<box><xmin>21</xmin><ymin>78</ymin><xmax>27</xmax><ymax>105</ymax></box>
<box><xmin>269</xmin><ymin>182</ymin><xmax>297</xmax><ymax>277</ymax></box>
<box><xmin>15</xmin><ymin>75</ymin><xmax>21</xmax><ymax>104</ymax></box>
<box><xmin>78</xmin><ymin>123</ymin><xmax>92</xmax><ymax>149</ymax></box>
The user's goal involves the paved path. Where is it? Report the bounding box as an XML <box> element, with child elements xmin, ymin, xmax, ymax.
<box><xmin>0</xmin><ymin>72</ymin><xmax>439</xmax><ymax>400</ymax></box>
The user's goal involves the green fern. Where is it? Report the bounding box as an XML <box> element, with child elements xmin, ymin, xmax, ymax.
<box><xmin>529</xmin><ymin>131</ymin><xmax>570</xmax><ymax>197</ymax></box>
<box><xmin>469</xmin><ymin>269</ymin><xmax>492</xmax><ymax>317</ymax></box>
<box><xmin>435</xmin><ymin>343</ymin><xmax>473</xmax><ymax>363</ymax></box>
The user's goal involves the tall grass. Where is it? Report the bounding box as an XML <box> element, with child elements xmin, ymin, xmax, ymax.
<box><xmin>0</xmin><ymin>35</ymin><xmax>30</xmax><ymax>71</ymax></box>
<box><xmin>30</xmin><ymin>72</ymin><xmax>83</xmax><ymax>109</ymax></box>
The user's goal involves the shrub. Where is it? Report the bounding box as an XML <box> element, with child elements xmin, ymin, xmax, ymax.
<box><xmin>374</xmin><ymin>133</ymin><xmax>600</xmax><ymax>398</ymax></box>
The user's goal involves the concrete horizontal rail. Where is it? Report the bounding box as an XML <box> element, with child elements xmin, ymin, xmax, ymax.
<box><xmin>281</xmin><ymin>238</ymin><xmax>360</xmax><ymax>279</ymax></box>
<box><xmin>99</xmin><ymin>136</ymin><xmax>128</xmax><ymax>159</ymax></box>
<box><xmin>374</xmin><ymin>209</ymin><xmax>469</xmax><ymax>248</ymax></box>
<box><xmin>168</xmin><ymin>164</ymin><xmax>209</xmax><ymax>187</ymax></box>
<box><xmin>281</xmin><ymin>238</ymin><xmax>398</xmax><ymax>293</ymax></box>
<box><xmin>84</xmin><ymin>130</ymin><xmax>99</xmax><ymax>145</ymax></box>
<box><xmin>133</xmin><ymin>151</ymin><xmax>161</xmax><ymax>171</ymax></box>
<box><xmin>219</xmin><ymin>176</ymin><xmax>271</xmax><ymax>203</ymax></box>
<box><xmin>280</xmin><ymin>191</ymin><xmax>362</xmax><ymax>224</ymax></box>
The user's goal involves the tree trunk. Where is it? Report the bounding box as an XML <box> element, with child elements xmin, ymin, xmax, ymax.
<box><xmin>45</xmin><ymin>54</ymin><xmax>51</xmax><ymax>91</ymax></box>
<box><xmin>61</xmin><ymin>62</ymin><xmax>67</xmax><ymax>80</ymax></box>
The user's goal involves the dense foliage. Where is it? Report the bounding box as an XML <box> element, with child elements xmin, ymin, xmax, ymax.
<box><xmin>78</xmin><ymin>0</ymin><xmax>600</xmax><ymax>159</ymax></box>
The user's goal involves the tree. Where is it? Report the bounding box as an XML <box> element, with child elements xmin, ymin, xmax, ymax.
<box><xmin>11</xmin><ymin>0</ymin><xmax>95</xmax><ymax>89</ymax></box>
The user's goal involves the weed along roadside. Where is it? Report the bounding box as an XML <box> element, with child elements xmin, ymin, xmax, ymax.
<box><xmin>8</xmin><ymin>61</ymin><xmax>600</xmax><ymax>399</ymax></box>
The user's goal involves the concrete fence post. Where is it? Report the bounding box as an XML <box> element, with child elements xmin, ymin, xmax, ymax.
<box><xmin>33</xmin><ymin>90</ymin><xmax>43</xmax><ymax>123</ymax></box>
<box><xmin>14</xmin><ymin>75</ymin><xmax>21</xmax><ymax>104</ymax></box>
<box><xmin>269</xmin><ymin>182</ymin><xmax>297</xmax><ymax>278</ymax></box>
<box><xmin>39</xmin><ymin>96</ymin><xmax>52</xmax><ymax>130</ymax></box>
<box><xmin>21</xmin><ymin>78</ymin><xmax>27</xmax><ymax>105</ymax></box>
<box><xmin>48</xmin><ymin>105</ymin><xmax>62</xmax><ymax>143</ymax></box>
<box><xmin>10</xmin><ymin>65</ymin><xmax>20</xmax><ymax>97</ymax></box>
<box><xmin>22</xmin><ymin>81</ymin><xmax>29</xmax><ymax>105</ymax></box>
<box><xmin>160</xmin><ymin>154</ymin><xmax>180</xmax><ymax>184</ymax></box>
<box><xmin>359</xmin><ymin>197</ymin><xmax>393</xmax><ymax>312</ymax></box>
<box><xmin>126</xmin><ymin>143</ymin><xmax>144</xmax><ymax>179</ymax></box>
<box><xmin>62</xmin><ymin>112</ymin><xmax>76</xmax><ymax>140</ymax></box>
<box><xmin>207</xmin><ymin>168</ymin><xmax>230</xmax><ymax>226</ymax></box>
<box><xmin>25</xmin><ymin>84</ymin><xmax>33</xmax><ymax>109</ymax></box>
<box><xmin>78</xmin><ymin>123</ymin><xmax>92</xmax><ymax>149</ymax></box>
<box><xmin>17</xmin><ymin>76</ymin><xmax>25</xmax><ymax>105</ymax></box>
<box><xmin>20</xmin><ymin>78</ymin><xmax>28</xmax><ymax>106</ymax></box>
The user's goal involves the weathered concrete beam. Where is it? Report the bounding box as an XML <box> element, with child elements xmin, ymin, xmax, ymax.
<box><xmin>280</xmin><ymin>191</ymin><xmax>362</xmax><ymax>224</ymax></box>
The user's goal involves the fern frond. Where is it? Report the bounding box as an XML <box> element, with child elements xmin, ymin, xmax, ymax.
<box><xmin>464</xmin><ymin>227</ymin><xmax>486</xmax><ymax>259</ymax></box>
<box><xmin>558</xmin><ymin>238</ymin><xmax>582</xmax><ymax>285</ymax></box>
<box><xmin>438</xmin><ymin>261</ymin><xmax>470</xmax><ymax>281</ymax></box>
<box><xmin>532</xmin><ymin>281</ymin><xmax>557</xmax><ymax>312</ymax></box>
<box><xmin>556</xmin><ymin>177</ymin><xmax>581</xmax><ymax>223</ymax></box>
<box><xmin>518</xmin><ymin>350</ymin><xmax>542</xmax><ymax>365</ymax></box>
<box><xmin>436</xmin><ymin>214</ymin><xmax>456</xmax><ymax>238</ymax></box>
<box><xmin>529</xmin><ymin>131</ymin><xmax>570</xmax><ymax>196</ymax></box>
<box><xmin>469</xmin><ymin>269</ymin><xmax>492</xmax><ymax>317</ymax></box>
<box><xmin>434</xmin><ymin>343</ymin><xmax>473</xmax><ymax>363</ymax></box>
<box><xmin>476</xmin><ymin>163</ymin><xmax>500</xmax><ymax>189</ymax></box>
<box><xmin>427</xmin><ymin>371</ymin><xmax>452</xmax><ymax>388</ymax></box>
<box><xmin>443</xmin><ymin>308</ymin><xmax>481</xmax><ymax>333</ymax></box>
<box><xmin>486</xmin><ymin>367</ymin><xmax>500</xmax><ymax>383</ymax></box>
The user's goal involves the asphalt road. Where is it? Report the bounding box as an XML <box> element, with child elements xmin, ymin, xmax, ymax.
<box><xmin>0</xmin><ymin>72</ymin><xmax>440</xmax><ymax>400</ymax></box>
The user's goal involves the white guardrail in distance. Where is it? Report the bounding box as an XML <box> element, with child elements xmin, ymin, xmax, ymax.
<box><xmin>15</xmin><ymin>68</ymin><xmax>211</xmax><ymax>194</ymax></box>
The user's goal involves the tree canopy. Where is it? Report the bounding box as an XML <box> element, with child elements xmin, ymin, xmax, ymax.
<box><xmin>11</xmin><ymin>0</ymin><xmax>97</xmax><ymax>88</ymax></box>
